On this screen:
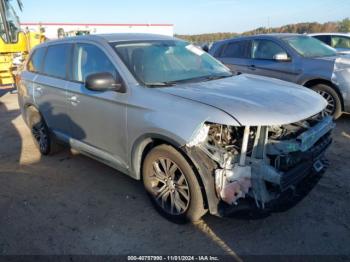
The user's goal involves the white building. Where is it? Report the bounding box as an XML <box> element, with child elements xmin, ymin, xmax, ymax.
<box><xmin>21</xmin><ymin>22</ymin><xmax>174</xmax><ymax>39</ymax></box>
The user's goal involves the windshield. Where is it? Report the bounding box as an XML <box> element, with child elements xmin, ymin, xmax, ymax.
<box><xmin>284</xmin><ymin>35</ymin><xmax>337</xmax><ymax>58</ymax></box>
<box><xmin>0</xmin><ymin>0</ymin><xmax>21</xmax><ymax>43</ymax></box>
<box><xmin>112</xmin><ymin>40</ymin><xmax>232</xmax><ymax>86</ymax></box>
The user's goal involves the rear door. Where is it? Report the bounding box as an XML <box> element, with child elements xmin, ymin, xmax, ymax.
<box><xmin>65</xmin><ymin>42</ymin><xmax>128</xmax><ymax>170</ymax></box>
<box><xmin>19</xmin><ymin>47</ymin><xmax>46</xmax><ymax>111</ymax></box>
<box><xmin>250</xmin><ymin>39</ymin><xmax>299</xmax><ymax>82</ymax></box>
<box><xmin>216</xmin><ymin>40</ymin><xmax>252</xmax><ymax>74</ymax></box>
<box><xmin>33</xmin><ymin>44</ymin><xmax>72</xmax><ymax>136</ymax></box>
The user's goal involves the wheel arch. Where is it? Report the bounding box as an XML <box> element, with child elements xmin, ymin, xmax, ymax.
<box><xmin>303</xmin><ymin>78</ymin><xmax>344</xmax><ymax>111</ymax></box>
<box><xmin>131</xmin><ymin>134</ymin><xmax>217</xmax><ymax>214</ymax></box>
<box><xmin>130</xmin><ymin>134</ymin><xmax>182</xmax><ymax>181</ymax></box>
<box><xmin>22</xmin><ymin>103</ymin><xmax>41</xmax><ymax>125</ymax></box>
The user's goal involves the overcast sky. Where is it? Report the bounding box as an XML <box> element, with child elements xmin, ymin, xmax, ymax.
<box><xmin>17</xmin><ymin>0</ymin><xmax>350</xmax><ymax>34</ymax></box>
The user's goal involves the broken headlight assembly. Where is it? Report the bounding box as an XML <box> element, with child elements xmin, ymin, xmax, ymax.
<box><xmin>186</xmin><ymin>116</ymin><xmax>334</xmax><ymax>210</ymax></box>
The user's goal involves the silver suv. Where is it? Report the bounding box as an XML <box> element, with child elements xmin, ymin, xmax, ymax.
<box><xmin>17</xmin><ymin>34</ymin><xmax>333</xmax><ymax>223</ymax></box>
<box><xmin>309</xmin><ymin>33</ymin><xmax>350</xmax><ymax>54</ymax></box>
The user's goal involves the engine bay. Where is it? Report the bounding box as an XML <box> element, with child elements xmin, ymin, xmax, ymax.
<box><xmin>186</xmin><ymin>115</ymin><xmax>334</xmax><ymax>209</ymax></box>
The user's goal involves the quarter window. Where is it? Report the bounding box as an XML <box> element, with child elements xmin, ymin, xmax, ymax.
<box><xmin>27</xmin><ymin>47</ymin><xmax>46</xmax><ymax>73</ymax></box>
<box><xmin>252</xmin><ymin>40</ymin><xmax>288</xmax><ymax>60</ymax></box>
<box><xmin>73</xmin><ymin>44</ymin><xmax>117</xmax><ymax>82</ymax></box>
<box><xmin>313</xmin><ymin>35</ymin><xmax>331</xmax><ymax>46</ymax></box>
<box><xmin>42</xmin><ymin>44</ymin><xmax>71</xmax><ymax>79</ymax></box>
<box><xmin>220</xmin><ymin>41</ymin><xmax>251</xmax><ymax>59</ymax></box>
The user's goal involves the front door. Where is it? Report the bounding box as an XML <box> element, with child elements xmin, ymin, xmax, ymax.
<box><xmin>250</xmin><ymin>39</ymin><xmax>299</xmax><ymax>82</ymax></box>
<box><xmin>66</xmin><ymin>43</ymin><xmax>128</xmax><ymax>170</ymax></box>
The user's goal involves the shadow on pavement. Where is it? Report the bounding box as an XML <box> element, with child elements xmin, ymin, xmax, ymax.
<box><xmin>0</xmin><ymin>86</ymin><xmax>15</xmax><ymax>98</ymax></box>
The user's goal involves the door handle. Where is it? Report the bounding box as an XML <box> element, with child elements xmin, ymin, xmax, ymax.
<box><xmin>35</xmin><ymin>86</ymin><xmax>43</xmax><ymax>96</ymax></box>
<box><xmin>68</xmin><ymin>96</ymin><xmax>80</xmax><ymax>104</ymax></box>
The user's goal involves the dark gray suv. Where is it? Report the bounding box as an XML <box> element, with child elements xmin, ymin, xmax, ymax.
<box><xmin>210</xmin><ymin>34</ymin><xmax>350</xmax><ymax>119</ymax></box>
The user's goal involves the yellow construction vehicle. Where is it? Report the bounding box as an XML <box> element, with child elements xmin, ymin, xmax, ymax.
<box><xmin>0</xmin><ymin>0</ymin><xmax>45</xmax><ymax>86</ymax></box>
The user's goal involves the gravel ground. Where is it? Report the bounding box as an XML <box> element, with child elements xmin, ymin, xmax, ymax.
<box><xmin>0</xmin><ymin>88</ymin><xmax>349</xmax><ymax>258</ymax></box>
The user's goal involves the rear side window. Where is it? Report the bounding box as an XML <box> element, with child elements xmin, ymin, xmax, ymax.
<box><xmin>220</xmin><ymin>41</ymin><xmax>251</xmax><ymax>59</ymax></box>
<box><xmin>27</xmin><ymin>47</ymin><xmax>46</xmax><ymax>73</ymax></box>
<box><xmin>42</xmin><ymin>44</ymin><xmax>72</xmax><ymax>79</ymax></box>
<box><xmin>72</xmin><ymin>43</ymin><xmax>117</xmax><ymax>82</ymax></box>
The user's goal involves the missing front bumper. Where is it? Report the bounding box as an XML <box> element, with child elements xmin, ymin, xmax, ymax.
<box><xmin>218</xmin><ymin>162</ymin><xmax>327</xmax><ymax>217</ymax></box>
<box><xmin>278</xmin><ymin>134</ymin><xmax>332</xmax><ymax>191</ymax></box>
<box><xmin>214</xmin><ymin>118</ymin><xmax>333</xmax><ymax>211</ymax></box>
<box><xmin>185</xmin><ymin>116</ymin><xmax>334</xmax><ymax>217</ymax></box>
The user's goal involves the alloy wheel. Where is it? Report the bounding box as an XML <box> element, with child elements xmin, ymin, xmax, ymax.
<box><xmin>146</xmin><ymin>158</ymin><xmax>190</xmax><ymax>215</ymax></box>
<box><xmin>317</xmin><ymin>90</ymin><xmax>336</xmax><ymax>117</ymax></box>
<box><xmin>32</xmin><ymin>122</ymin><xmax>49</xmax><ymax>153</ymax></box>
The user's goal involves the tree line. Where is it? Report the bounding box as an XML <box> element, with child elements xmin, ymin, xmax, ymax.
<box><xmin>175</xmin><ymin>18</ymin><xmax>350</xmax><ymax>44</ymax></box>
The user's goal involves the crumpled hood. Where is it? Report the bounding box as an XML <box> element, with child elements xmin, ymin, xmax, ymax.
<box><xmin>159</xmin><ymin>74</ymin><xmax>327</xmax><ymax>126</ymax></box>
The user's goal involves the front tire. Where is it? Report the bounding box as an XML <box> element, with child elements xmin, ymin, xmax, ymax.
<box><xmin>142</xmin><ymin>145</ymin><xmax>207</xmax><ymax>223</ymax></box>
<box><xmin>311</xmin><ymin>84</ymin><xmax>342</xmax><ymax>119</ymax></box>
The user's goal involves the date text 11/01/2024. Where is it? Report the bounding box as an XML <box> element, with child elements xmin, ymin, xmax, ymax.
<box><xmin>127</xmin><ymin>255</ymin><xmax>220</xmax><ymax>261</ymax></box>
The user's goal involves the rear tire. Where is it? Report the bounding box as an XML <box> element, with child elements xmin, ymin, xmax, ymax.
<box><xmin>142</xmin><ymin>145</ymin><xmax>207</xmax><ymax>223</ymax></box>
<box><xmin>27</xmin><ymin>107</ymin><xmax>60</xmax><ymax>155</ymax></box>
<box><xmin>311</xmin><ymin>84</ymin><xmax>342</xmax><ymax>119</ymax></box>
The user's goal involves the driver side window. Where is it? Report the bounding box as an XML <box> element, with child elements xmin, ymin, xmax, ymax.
<box><xmin>72</xmin><ymin>43</ymin><xmax>118</xmax><ymax>82</ymax></box>
<box><xmin>252</xmin><ymin>40</ymin><xmax>289</xmax><ymax>60</ymax></box>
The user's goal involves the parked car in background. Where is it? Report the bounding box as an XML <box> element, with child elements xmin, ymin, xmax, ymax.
<box><xmin>309</xmin><ymin>33</ymin><xmax>350</xmax><ymax>54</ymax></box>
<box><xmin>17</xmin><ymin>34</ymin><xmax>333</xmax><ymax>223</ymax></box>
<box><xmin>210</xmin><ymin>34</ymin><xmax>350</xmax><ymax>119</ymax></box>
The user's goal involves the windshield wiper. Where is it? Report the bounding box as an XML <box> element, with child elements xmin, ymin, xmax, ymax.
<box><xmin>167</xmin><ymin>74</ymin><xmax>234</xmax><ymax>85</ymax></box>
<box><xmin>145</xmin><ymin>82</ymin><xmax>177</xmax><ymax>87</ymax></box>
<box><xmin>144</xmin><ymin>74</ymin><xmax>233</xmax><ymax>87</ymax></box>
<box><xmin>202</xmin><ymin>74</ymin><xmax>233</xmax><ymax>81</ymax></box>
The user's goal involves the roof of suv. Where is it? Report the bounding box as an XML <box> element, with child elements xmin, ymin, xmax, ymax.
<box><xmin>213</xmin><ymin>33</ymin><xmax>301</xmax><ymax>45</ymax></box>
<box><xmin>253</xmin><ymin>33</ymin><xmax>300</xmax><ymax>38</ymax></box>
<box><xmin>42</xmin><ymin>33</ymin><xmax>176</xmax><ymax>46</ymax></box>
<box><xmin>99</xmin><ymin>33</ymin><xmax>175</xmax><ymax>42</ymax></box>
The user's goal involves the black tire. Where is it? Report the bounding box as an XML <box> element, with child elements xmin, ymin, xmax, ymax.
<box><xmin>27</xmin><ymin>107</ymin><xmax>60</xmax><ymax>155</ymax></box>
<box><xmin>142</xmin><ymin>145</ymin><xmax>207</xmax><ymax>223</ymax></box>
<box><xmin>311</xmin><ymin>84</ymin><xmax>342</xmax><ymax>119</ymax></box>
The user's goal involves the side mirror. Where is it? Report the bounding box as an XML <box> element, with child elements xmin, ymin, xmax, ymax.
<box><xmin>273</xmin><ymin>53</ymin><xmax>290</xmax><ymax>61</ymax></box>
<box><xmin>85</xmin><ymin>72</ymin><xmax>124</xmax><ymax>92</ymax></box>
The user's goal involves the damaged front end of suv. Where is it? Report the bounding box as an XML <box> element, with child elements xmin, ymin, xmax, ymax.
<box><xmin>184</xmin><ymin>115</ymin><xmax>334</xmax><ymax>216</ymax></box>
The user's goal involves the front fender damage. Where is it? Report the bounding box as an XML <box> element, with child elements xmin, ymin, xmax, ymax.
<box><xmin>184</xmin><ymin>116</ymin><xmax>334</xmax><ymax>216</ymax></box>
